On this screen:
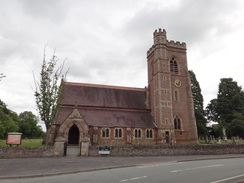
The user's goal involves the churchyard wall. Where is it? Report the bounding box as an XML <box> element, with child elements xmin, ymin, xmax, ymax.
<box><xmin>89</xmin><ymin>144</ymin><xmax>244</xmax><ymax>156</ymax></box>
<box><xmin>0</xmin><ymin>146</ymin><xmax>55</xmax><ymax>159</ymax></box>
<box><xmin>1</xmin><ymin>144</ymin><xmax>244</xmax><ymax>158</ymax></box>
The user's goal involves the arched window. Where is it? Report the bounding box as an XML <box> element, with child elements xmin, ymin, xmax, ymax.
<box><xmin>135</xmin><ymin>129</ymin><xmax>142</xmax><ymax>138</ymax></box>
<box><xmin>170</xmin><ymin>57</ymin><xmax>178</xmax><ymax>74</ymax></box>
<box><xmin>115</xmin><ymin>128</ymin><xmax>122</xmax><ymax>138</ymax></box>
<box><xmin>146</xmin><ymin>129</ymin><xmax>153</xmax><ymax>138</ymax></box>
<box><xmin>173</xmin><ymin>61</ymin><xmax>178</xmax><ymax>73</ymax></box>
<box><xmin>170</xmin><ymin>60</ymin><xmax>174</xmax><ymax>72</ymax></box>
<box><xmin>174</xmin><ymin>116</ymin><xmax>181</xmax><ymax>130</ymax></box>
<box><xmin>174</xmin><ymin>90</ymin><xmax>179</xmax><ymax>101</ymax></box>
<box><xmin>102</xmin><ymin>128</ymin><xmax>110</xmax><ymax>138</ymax></box>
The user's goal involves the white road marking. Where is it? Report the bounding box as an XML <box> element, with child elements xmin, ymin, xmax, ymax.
<box><xmin>210</xmin><ymin>174</ymin><xmax>244</xmax><ymax>183</ymax></box>
<box><xmin>120</xmin><ymin>176</ymin><xmax>147</xmax><ymax>182</ymax></box>
<box><xmin>138</xmin><ymin>162</ymin><xmax>183</xmax><ymax>168</ymax></box>
<box><xmin>171</xmin><ymin>164</ymin><xmax>224</xmax><ymax>173</ymax></box>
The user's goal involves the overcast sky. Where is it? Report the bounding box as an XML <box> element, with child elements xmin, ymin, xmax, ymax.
<box><xmin>1</xmin><ymin>0</ymin><xmax>244</xmax><ymax>127</ymax></box>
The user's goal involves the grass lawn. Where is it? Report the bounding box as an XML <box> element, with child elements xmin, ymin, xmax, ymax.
<box><xmin>0</xmin><ymin>139</ymin><xmax>44</xmax><ymax>147</ymax></box>
<box><xmin>199</xmin><ymin>139</ymin><xmax>244</xmax><ymax>145</ymax></box>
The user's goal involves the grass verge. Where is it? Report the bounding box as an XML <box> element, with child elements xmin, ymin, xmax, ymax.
<box><xmin>0</xmin><ymin>139</ymin><xmax>43</xmax><ymax>147</ymax></box>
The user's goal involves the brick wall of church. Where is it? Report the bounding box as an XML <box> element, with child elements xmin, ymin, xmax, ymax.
<box><xmin>147</xmin><ymin>29</ymin><xmax>198</xmax><ymax>144</ymax></box>
<box><xmin>90</xmin><ymin>127</ymin><xmax>157</xmax><ymax>146</ymax></box>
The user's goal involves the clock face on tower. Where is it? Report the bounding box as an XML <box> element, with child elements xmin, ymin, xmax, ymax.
<box><xmin>174</xmin><ymin>79</ymin><xmax>181</xmax><ymax>87</ymax></box>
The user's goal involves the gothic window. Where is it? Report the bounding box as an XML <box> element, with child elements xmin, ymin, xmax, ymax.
<box><xmin>146</xmin><ymin>129</ymin><xmax>153</xmax><ymax>138</ymax></box>
<box><xmin>174</xmin><ymin>90</ymin><xmax>179</xmax><ymax>101</ymax></box>
<box><xmin>174</xmin><ymin>116</ymin><xmax>181</xmax><ymax>130</ymax></box>
<box><xmin>173</xmin><ymin>61</ymin><xmax>178</xmax><ymax>73</ymax></box>
<box><xmin>135</xmin><ymin>129</ymin><xmax>142</xmax><ymax>138</ymax></box>
<box><xmin>102</xmin><ymin>128</ymin><xmax>110</xmax><ymax>138</ymax></box>
<box><xmin>170</xmin><ymin>60</ymin><xmax>174</xmax><ymax>72</ymax></box>
<box><xmin>170</xmin><ymin>57</ymin><xmax>178</xmax><ymax>74</ymax></box>
<box><xmin>115</xmin><ymin>128</ymin><xmax>122</xmax><ymax>138</ymax></box>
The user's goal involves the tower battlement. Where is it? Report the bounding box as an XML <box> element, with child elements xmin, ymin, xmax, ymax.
<box><xmin>153</xmin><ymin>28</ymin><xmax>167</xmax><ymax>37</ymax></box>
<box><xmin>147</xmin><ymin>28</ymin><xmax>186</xmax><ymax>56</ymax></box>
<box><xmin>166</xmin><ymin>40</ymin><xmax>186</xmax><ymax>48</ymax></box>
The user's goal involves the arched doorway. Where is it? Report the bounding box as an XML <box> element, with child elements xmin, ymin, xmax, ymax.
<box><xmin>165</xmin><ymin>131</ymin><xmax>170</xmax><ymax>144</ymax></box>
<box><xmin>68</xmin><ymin>125</ymin><xmax>79</xmax><ymax>145</ymax></box>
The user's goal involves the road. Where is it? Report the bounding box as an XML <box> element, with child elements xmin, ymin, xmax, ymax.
<box><xmin>1</xmin><ymin>158</ymin><xmax>244</xmax><ymax>183</ymax></box>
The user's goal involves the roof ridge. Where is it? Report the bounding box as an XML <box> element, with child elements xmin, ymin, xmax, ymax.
<box><xmin>64</xmin><ymin>81</ymin><xmax>146</xmax><ymax>91</ymax></box>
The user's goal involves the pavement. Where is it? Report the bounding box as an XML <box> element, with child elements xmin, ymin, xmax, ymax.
<box><xmin>1</xmin><ymin>154</ymin><xmax>244</xmax><ymax>179</ymax></box>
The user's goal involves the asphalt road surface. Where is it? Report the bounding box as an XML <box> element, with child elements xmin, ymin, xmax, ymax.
<box><xmin>1</xmin><ymin>158</ymin><xmax>244</xmax><ymax>183</ymax></box>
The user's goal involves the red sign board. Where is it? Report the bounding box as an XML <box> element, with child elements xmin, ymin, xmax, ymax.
<box><xmin>6</xmin><ymin>133</ymin><xmax>22</xmax><ymax>145</ymax></box>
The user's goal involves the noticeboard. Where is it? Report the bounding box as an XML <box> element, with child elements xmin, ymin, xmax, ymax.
<box><xmin>6</xmin><ymin>133</ymin><xmax>22</xmax><ymax>145</ymax></box>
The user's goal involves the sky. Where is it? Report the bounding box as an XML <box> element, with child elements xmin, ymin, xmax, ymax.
<box><xmin>1</xmin><ymin>0</ymin><xmax>244</xmax><ymax>129</ymax></box>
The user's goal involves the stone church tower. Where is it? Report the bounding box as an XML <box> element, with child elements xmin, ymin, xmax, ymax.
<box><xmin>147</xmin><ymin>29</ymin><xmax>198</xmax><ymax>144</ymax></box>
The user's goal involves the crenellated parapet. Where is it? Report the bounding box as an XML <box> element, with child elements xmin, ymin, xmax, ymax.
<box><xmin>166</xmin><ymin>40</ymin><xmax>186</xmax><ymax>49</ymax></box>
<box><xmin>147</xmin><ymin>28</ymin><xmax>186</xmax><ymax>56</ymax></box>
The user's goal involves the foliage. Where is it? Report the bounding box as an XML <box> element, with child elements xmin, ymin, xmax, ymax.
<box><xmin>206</xmin><ymin>78</ymin><xmax>244</xmax><ymax>138</ymax></box>
<box><xmin>216</xmin><ymin>78</ymin><xmax>244</xmax><ymax>124</ymax></box>
<box><xmin>226</xmin><ymin>113</ymin><xmax>244</xmax><ymax>138</ymax></box>
<box><xmin>205</xmin><ymin>99</ymin><xmax>218</xmax><ymax>122</ymax></box>
<box><xmin>34</xmin><ymin>49</ymin><xmax>66</xmax><ymax>132</ymax></box>
<box><xmin>189</xmin><ymin>70</ymin><xmax>208</xmax><ymax>138</ymax></box>
<box><xmin>18</xmin><ymin>111</ymin><xmax>45</xmax><ymax>138</ymax></box>
<box><xmin>0</xmin><ymin>100</ymin><xmax>19</xmax><ymax>138</ymax></box>
<box><xmin>208</xmin><ymin>125</ymin><xmax>223</xmax><ymax>139</ymax></box>
<box><xmin>0</xmin><ymin>99</ymin><xmax>44</xmax><ymax>139</ymax></box>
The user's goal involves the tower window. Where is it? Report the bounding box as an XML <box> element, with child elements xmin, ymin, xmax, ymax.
<box><xmin>115</xmin><ymin>128</ymin><xmax>122</xmax><ymax>138</ymax></box>
<box><xmin>146</xmin><ymin>129</ymin><xmax>153</xmax><ymax>138</ymax></box>
<box><xmin>170</xmin><ymin>61</ymin><xmax>174</xmax><ymax>72</ymax></box>
<box><xmin>174</xmin><ymin>90</ymin><xmax>179</xmax><ymax>101</ymax></box>
<box><xmin>135</xmin><ymin>129</ymin><xmax>142</xmax><ymax>138</ymax></box>
<box><xmin>102</xmin><ymin>128</ymin><xmax>110</xmax><ymax>138</ymax></box>
<box><xmin>170</xmin><ymin>58</ymin><xmax>178</xmax><ymax>74</ymax></box>
<box><xmin>174</xmin><ymin>116</ymin><xmax>181</xmax><ymax>130</ymax></box>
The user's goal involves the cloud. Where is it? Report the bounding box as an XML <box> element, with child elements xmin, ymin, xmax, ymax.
<box><xmin>0</xmin><ymin>0</ymin><xmax>244</xmax><ymax>115</ymax></box>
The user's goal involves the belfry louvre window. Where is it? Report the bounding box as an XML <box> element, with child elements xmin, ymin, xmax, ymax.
<box><xmin>174</xmin><ymin>90</ymin><xmax>179</xmax><ymax>101</ymax></box>
<box><xmin>115</xmin><ymin>128</ymin><xmax>122</xmax><ymax>138</ymax></box>
<box><xmin>170</xmin><ymin>58</ymin><xmax>178</xmax><ymax>74</ymax></box>
<box><xmin>135</xmin><ymin>129</ymin><xmax>142</xmax><ymax>138</ymax></box>
<box><xmin>146</xmin><ymin>129</ymin><xmax>153</xmax><ymax>138</ymax></box>
<box><xmin>174</xmin><ymin>116</ymin><xmax>181</xmax><ymax>130</ymax></box>
<box><xmin>102</xmin><ymin>128</ymin><xmax>110</xmax><ymax>137</ymax></box>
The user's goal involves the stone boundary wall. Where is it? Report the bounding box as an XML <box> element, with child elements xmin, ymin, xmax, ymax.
<box><xmin>89</xmin><ymin>144</ymin><xmax>244</xmax><ymax>156</ymax></box>
<box><xmin>1</xmin><ymin>144</ymin><xmax>244</xmax><ymax>158</ymax></box>
<box><xmin>0</xmin><ymin>146</ymin><xmax>55</xmax><ymax>159</ymax></box>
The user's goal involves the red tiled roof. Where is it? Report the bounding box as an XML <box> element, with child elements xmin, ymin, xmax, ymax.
<box><xmin>55</xmin><ymin>82</ymin><xmax>156</xmax><ymax>128</ymax></box>
<box><xmin>61</xmin><ymin>82</ymin><xmax>148</xmax><ymax>109</ymax></box>
<box><xmin>56</xmin><ymin>107</ymin><xmax>156</xmax><ymax>128</ymax></box>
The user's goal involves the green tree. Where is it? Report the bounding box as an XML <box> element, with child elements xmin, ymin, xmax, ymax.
<box><xmin>189</xmin><ymin>70</ymin><xmax>208</xmax><ymax>138</ymax></box>
<box><xmin>34</xmin><ymin>49</ymin><xmax>66</xmax><ymax>134</ymax></box>
<box><xmin>226</xmin><ymin>112</ymin><xmax>244</xmax><ymax>138</ymax></box>
<box><xmin>18</xmin><ymin>111</ymin><xmax>44</xmax><ymax>138</ymax></box>
<box><xmin>217</xmin><ymin>78</ymin><xmax>244</xmax><ymax>124</ymax></box>
<box><xmin>205</xmin><ymin>99</ymin><xmax>218</xmax><ymax>122</ymax></box>
<box><xmin>0</xmin><ymin>100</ymin><xmax>19</xmax><ymax>138</ymax></box>
<box><xmin>206</xmin><ymin>78</ymin><xmax>244</xmax><ymax>138</ymax></box>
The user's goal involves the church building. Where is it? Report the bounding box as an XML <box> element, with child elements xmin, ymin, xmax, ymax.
<box><xmin>48</xmin><ymin>29</ymin><xmax>198</xmax><ymax>146</ymax></box>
